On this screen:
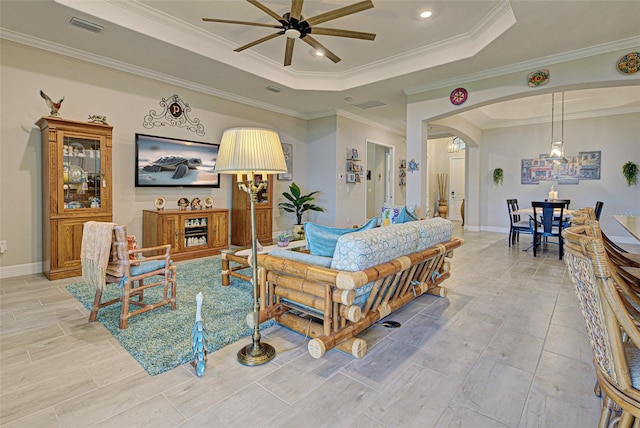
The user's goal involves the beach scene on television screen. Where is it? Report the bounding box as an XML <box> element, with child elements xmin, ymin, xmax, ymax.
<box><xmin>137</xmin><ymin>135</ymin><xmax>218</xmax><ymax>186</ymax></box>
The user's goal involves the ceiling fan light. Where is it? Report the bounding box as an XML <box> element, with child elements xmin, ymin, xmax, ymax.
<box><xmin>285</xmin><ymin>28</ymin><xmax>301</xmax><ymax>39</ymax></box>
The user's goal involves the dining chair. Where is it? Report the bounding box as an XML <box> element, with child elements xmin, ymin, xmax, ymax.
<box><xmin>544</xmin><ymin>198</ymin><xmax>571</xmax><ymax>208</ymax></box>
<box><xmin>531</xmin><ymin>201</ymin><xmax>566</xmax><ymax>259</ymax></box>
<box><xmin>81</xmin><ymin>221</ymin><xmax>177</xmax><ymax>329</ymax></box>
<box><xmin>563</xmin><ymin>222</ymin><xmax>640</xmax><ymax>427</ymax></box>
<box><xmin>507</xmin><ymin>199</ymin><xmax>532</xmax><ymax>247</ymax></box>
<box><xmin>594</xmin><ymin>201</ymin><xmax>604</xmax><ymax>220</ymax></box>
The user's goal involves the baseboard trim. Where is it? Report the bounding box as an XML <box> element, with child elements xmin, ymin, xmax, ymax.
<box><xmin>0</xmin><ymin>262</ymin><xmax>42</xmax><ymax>279</ymax></box>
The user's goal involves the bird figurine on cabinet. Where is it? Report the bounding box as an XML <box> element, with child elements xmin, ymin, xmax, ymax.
<box><xmin>191</xmin><ymin>292</ymin><xmax>208</xmax><ymax>377</ymax></box>
<box><xmin>40</xmin><ymin>90</ymin><xmax>64</xmax><ymax>117</ymax></box>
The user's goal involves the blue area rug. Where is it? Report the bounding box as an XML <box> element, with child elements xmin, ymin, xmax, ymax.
<box><xmin>66</xmin><ymin>258</ymin><xmax>273</xmax><ymax>376</ymax></box>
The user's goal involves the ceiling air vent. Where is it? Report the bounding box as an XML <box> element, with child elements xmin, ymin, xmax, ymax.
<box><xmin>69</xmin><ymin>16</ymin><xmax>104</xmax><ymax>33</ymax></box>
<box><xmin>265</xmin><ymin>85</ymin><xmax>284</xmax><ymax>93</ymax></box>
<box><xmin>352</xmin><ymin>100</ymin><xmax>387</xmax><ymax>110</ymax></box>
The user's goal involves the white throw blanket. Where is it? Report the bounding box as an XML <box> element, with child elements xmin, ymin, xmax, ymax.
<box><xmin>81</xmin><ymin>221</ymin><xmax>116</xmax><ymax>290</ymax></box>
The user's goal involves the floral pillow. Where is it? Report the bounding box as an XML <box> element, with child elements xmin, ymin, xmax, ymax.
<box><xmin>380</xmin><ymin>206</ymin><xmax>402</xmax><ymax>227</ymax></box>
<box><xmin>380</xmin><ymin>204</ymin><xmax>419</xmax><ymax>226</ymax></box>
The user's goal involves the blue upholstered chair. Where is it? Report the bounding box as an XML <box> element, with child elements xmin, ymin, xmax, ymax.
<box><xmin>507</xmin><ymin>199</ymin><xmax>532</xmax><ymax>247</ymax></box>
<box><xmin>531</xmin><ymin>201</ymin><xmax>566</xmax><ymax>259</ymax></box>
<box><xmin>594</xmin><ymin>201</ymin><xmax>604</xmax><ymax>220</ymax></box>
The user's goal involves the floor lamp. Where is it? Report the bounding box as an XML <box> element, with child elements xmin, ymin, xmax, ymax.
<box><xmin>216</xmin><ymin>127</ymin><xmax>288</xmax><ymax>366</ymax></box>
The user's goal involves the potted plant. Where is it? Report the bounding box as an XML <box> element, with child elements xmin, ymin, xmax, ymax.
<box><xmin>622</xmin><ymin>161</ymin><xmax>638</xmax><ymax>187</ymax></box>
<box><xmin>277</xmin><ymin>231</ymin><xmax>291</xmax><ymax>247</ymax></box>
<box><xmin>493</xmin><ymin>168</ymin><xmax>504</xmax><ymax>186</ymax></box>
<box><xmin>278</xmin><ymin>182</ymin><xmax>324</xmax><ymax>239</ymax></box>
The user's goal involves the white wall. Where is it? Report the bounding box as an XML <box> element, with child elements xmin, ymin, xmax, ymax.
<box><xmin>306</xmin><ymin>116</ymin><xmax>337</xmax><ymax>226</ymax></box>
<box><xmin>0</xmin><ymin>40</ymin><xmax>308</xmax><ymax>275</ymax></box>
<box><xmin>334</xmin><ymin>115</ymin><xmax>405</xmax><ymax>227</ymax></box>
<box><xmin>483</xmin><ymin>112</ymin><xmax>640</xmax><ymax>237</ymax></box>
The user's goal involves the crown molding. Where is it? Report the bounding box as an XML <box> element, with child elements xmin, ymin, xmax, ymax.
<box><xmin>0</xmin><ymin>29</ymin><xmax>306</xmax><ymax>120</ymax></box>
<box><xmin>461</xmin><ymin>104</ymin><xmax>640</xmax><ymax>130</ymax></box>
<box><xmin>54</xmin><ymin>0</ymin><xmax>515</xmax><ymax>91</ymax></box>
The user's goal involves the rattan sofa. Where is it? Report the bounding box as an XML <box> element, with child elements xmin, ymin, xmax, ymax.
<box><xmin>254</xmin><ymin>217</ymin><xmax>464</xmax><ymax>359</ymax></box>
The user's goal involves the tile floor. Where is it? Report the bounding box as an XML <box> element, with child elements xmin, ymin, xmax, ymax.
<box><xmin>1</xmin><ymin>226</ymin><xmax>607</xmax><ymax>427</ymax></box>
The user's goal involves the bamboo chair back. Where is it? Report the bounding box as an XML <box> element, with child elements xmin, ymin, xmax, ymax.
<box><xmin>83</xmin><ymin>223</ymin><xmax>177</xmax><ymax>329</ymax></box>
<box><xmin>562</xmin><ymin>222</ymin><xmax>640</xmax><ymax>426</ymax></box>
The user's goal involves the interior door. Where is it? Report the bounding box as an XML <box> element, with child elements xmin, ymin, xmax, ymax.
<box><xmin>385</xmin><ymin>149</ymin><xmax>393</xmax><ymax>205</ymax></box>
<box><xmin>449</xmin><ymin>157</ymin><xmax>465</xmax><ymax>221</ymax></box>
<box><xmin>366</xmin><ymin>142</ymin><xmax>394</xmax><ymax>219</ymax></box>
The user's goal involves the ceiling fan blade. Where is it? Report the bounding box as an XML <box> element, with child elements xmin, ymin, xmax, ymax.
<box><xmin>284</xmin><ymin>38</ymin><xmax>295</xmax><ymax>66</ymax></box>
<box><xmin>247</xmin><ymin>0</ymin><xmax>285</xmax><ymax>22</ymax></box>
<box><xmin>302</xmin><ymin>35</ymin><xmax>341</xmax><ymax>63</ymax></box>
<box><xmin>234</xmin><ymin>32</ymin><xmax>282</xmax><ymax>52</ymax></box>
<box><xmin>305</xmin><ymin>0</ymin><xmax>373</xmax><ymax>27</ymax></box>
<box><xmin>311</xmin><ymin>27</ymin><xmax>376</xmax><ymax>41</ymax></box>
<box><xmin>290</xmin><ymin>0</ymin><xmax>304</xmax><ymax>21</ymax></box>
<box><xmin>202</xmin><ymin>18</ymin><xmax>281</xmax><ymax>29</ymax></box>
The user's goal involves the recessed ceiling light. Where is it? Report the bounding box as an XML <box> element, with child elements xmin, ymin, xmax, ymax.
<box><xmin>420</xmin><ymin>10</ymin><xmax>433</xmax><ymax>19</ymax></box>
<box><xmin>315</xmin><ymin>51</ymin><xmax>324</xmax><ymax>57</ymax></box>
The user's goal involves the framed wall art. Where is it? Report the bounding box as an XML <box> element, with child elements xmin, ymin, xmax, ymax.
<box><xmin>135</xmin><ymin>133</ymin><xmax>220</xmax><ymax>188</ymax></box>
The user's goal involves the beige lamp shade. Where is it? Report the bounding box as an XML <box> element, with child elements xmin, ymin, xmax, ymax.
<box><xmin>216</xmin><ymin>127</ymin><xmax>288</xmax><ymax>174</ymax></box>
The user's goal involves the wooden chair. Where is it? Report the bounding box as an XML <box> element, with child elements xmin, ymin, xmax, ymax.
<box><xmin>563</xmin><ymin>222</ymin><xmax>640</xmax><ymax>427</ymax></box>
<box><xmin>571</xmin><ymin>210</ymin><xmax>640</xmax><ymax>293</ymax></box>
<box><xmin>81</xmin><ymin>222</ymin><xmax>177</xmax><ymax>329</ymax></box>
<box><xmin>531</xmin><ymin>201</ymin><xmax>566</xmax><ymax>259</ymax></box>
<box><xmin>507</xmin><ymin>199</ymin><xmax>532</xmax><ymax>247</ymax></box>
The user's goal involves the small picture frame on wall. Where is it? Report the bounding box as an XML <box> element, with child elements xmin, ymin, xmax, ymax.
<box><xmin>351</xmin><ymin>148</ymin><xmax>358</xmax><ymax>159</ymax></box>
<box><xmin>277</xmin><ymin>142</ymin><xmax>293</xmax><ymax>181</ymax></box>
<box><xmin>346</xmin><ymin>173</ymin><xmax>356</xmax><ymax>183</ymax></box>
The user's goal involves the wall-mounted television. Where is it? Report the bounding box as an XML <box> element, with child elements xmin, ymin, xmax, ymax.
<box><xmin>135</xmin><ymin>133</ymin><xmax>220</xmax><ymax>188</ymax></box>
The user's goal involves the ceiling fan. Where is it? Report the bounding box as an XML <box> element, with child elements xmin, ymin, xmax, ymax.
<box><xmin>202</xmin><ymin>0</ymin><xmax>376</xmax><ymax>66</ymax></box>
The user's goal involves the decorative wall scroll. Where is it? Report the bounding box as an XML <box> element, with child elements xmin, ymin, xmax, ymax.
<box><xmin>527</xmin><ymin>69</ymin><xmax>549</xmax><ymax>87</ymax></box>
<box><xmin>277</xmin><ymin>142</ymin><xmax>293</xmax><ymax>181</ymax></box>
<box><xmin>617</xmin><ymin>52</ymin><xmax>639</xmax><ymax>75</ymax></box>
<box><xmin>521</xmin><ymin>151</ymin><xmax>601</xmax><ymax>185</ymax></box>
<box><xmin>143</xmin><ymin>94</ymin><xmax>205</xmax><ymax>136</ymax></box>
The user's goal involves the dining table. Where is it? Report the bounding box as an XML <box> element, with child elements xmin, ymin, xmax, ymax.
<box><xmin>613</xmin><ymin>215</ymin><xmax>640</xmax><ymax>242</ymax></box>
<box><xmin>513</xmin><ymin>205</ymin><xmax>574</xmax><ymax>253</ymax></box>
<box><xmin>512</xmin><ymin>207</ymin><xmax>575</xmax><ymax>219</ymax></box>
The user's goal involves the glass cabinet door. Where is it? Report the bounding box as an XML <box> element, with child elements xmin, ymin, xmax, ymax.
<box><xmin>183</xmin><ymin>216</ymin><xmax>209</xmax><ymax>249</ymax></box>
<box><xmin>62</xmin><ymin>135</ymin><xmax>103</xmax><ymax>211</ymax></box>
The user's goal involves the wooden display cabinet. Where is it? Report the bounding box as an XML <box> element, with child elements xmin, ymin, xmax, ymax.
<box><xmin>142</xmin><ymin>209</ymin><xmax>229</xmax><ymax>261</ymax></box>
<box><xmin>231</xmin><ymin>174</ymin><xmax>273</xmax><ymax>246</ymax></box>
<box><xmin>37</xmin><ymin>117</ymin><xmax>113</xmax><ymax>280</ymax></box>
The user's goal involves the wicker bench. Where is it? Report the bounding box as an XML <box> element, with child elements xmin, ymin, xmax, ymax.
<box><xmin>254</xmin><ymin>218</ymin><xmax>464</xmax><ymax>359</ymax></box>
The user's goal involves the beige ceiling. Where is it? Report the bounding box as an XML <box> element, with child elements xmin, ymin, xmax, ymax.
<box><xmin>1</xmin><ymin>0</ymin><xmax>639</xmax><ymax>133</ymax></box>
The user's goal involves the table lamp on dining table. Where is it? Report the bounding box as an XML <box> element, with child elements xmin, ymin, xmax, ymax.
<box><xmin>215</xmin><ymin>127</ymin><xmax>288</xmax><ymax>366</ymax></box>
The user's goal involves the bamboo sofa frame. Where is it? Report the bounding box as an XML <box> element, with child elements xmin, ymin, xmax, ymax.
<box><xmin>254</xmin><ymin>233</ymin><xmax>464</xmax><ymax>359</ymax></box>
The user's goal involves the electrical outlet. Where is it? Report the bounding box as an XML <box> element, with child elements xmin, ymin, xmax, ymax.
<box><xmin>0</xmin><ymin>240</ymin><xmax>7</xmax><ymax>254</ymax></box>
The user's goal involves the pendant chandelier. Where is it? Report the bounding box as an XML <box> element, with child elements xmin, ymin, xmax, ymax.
<box><xmin>447</xmin><ymin>136</ymin><xmax>465</xmax><ymax>153</ymax></box>
<box><xmin>547</xmin><ymin>92</ymin><xmax>568</xmax><ymax>163</ymax></box>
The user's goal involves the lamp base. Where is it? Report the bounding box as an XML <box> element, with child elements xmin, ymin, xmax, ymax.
<box><xmin>237</xmin><ymin>341</ymin><xmax>276</xmax><ymax>366</ymax></box>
